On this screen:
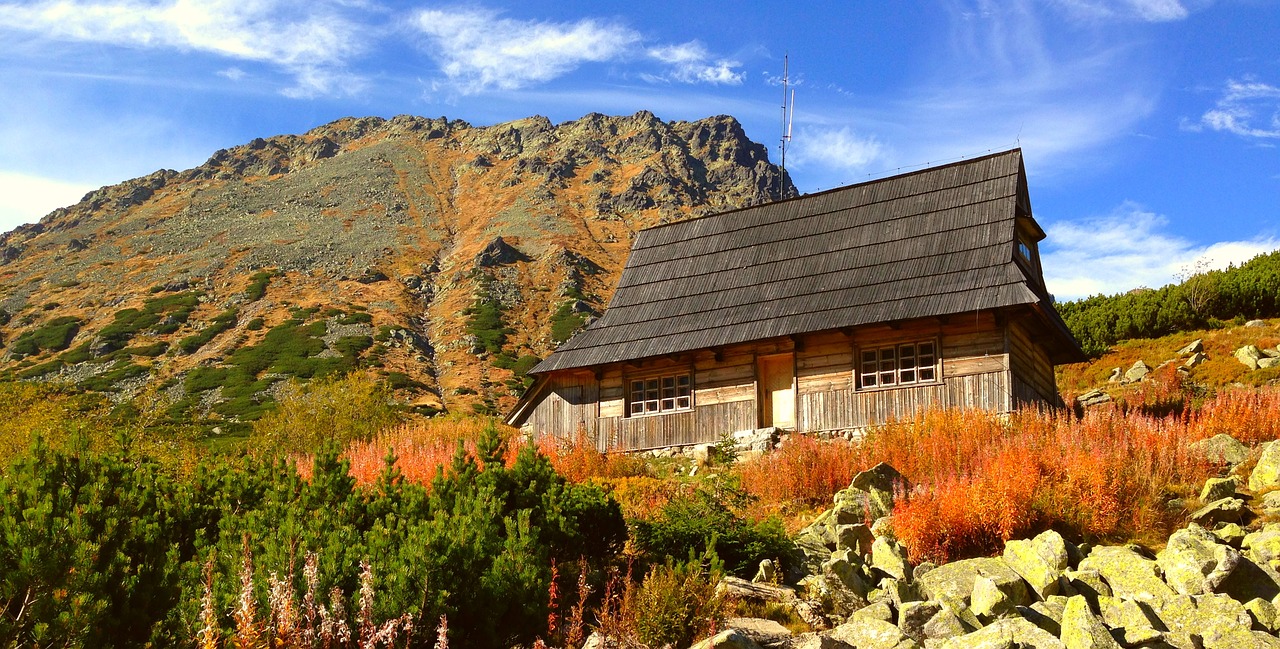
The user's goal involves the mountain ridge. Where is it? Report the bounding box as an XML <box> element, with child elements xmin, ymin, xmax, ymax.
<box><xmin>0</xmin><ymin>110</ymin><xmax>792</xmax><ymax>428</ymax></box>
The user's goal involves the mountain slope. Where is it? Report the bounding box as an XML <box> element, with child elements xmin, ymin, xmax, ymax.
<box><xmin>0</xmin><ymin>111</ymin><xmax>791</xmax><ymax>426</ymax></box>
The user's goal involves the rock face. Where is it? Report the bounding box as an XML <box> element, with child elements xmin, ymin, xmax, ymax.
<box><xmin>0</xmin><ymin>111</ymin><xmax>790</xmax><ymax>415</ymax></box>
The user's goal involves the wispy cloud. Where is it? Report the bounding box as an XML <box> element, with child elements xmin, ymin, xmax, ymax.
<box><xmin>1047</xmin><ymin>0</ymin><xmax>1189</xmax><ymax>22</ymax></box>
<box><xmin>646</xmin><ymin>41</ymin><xmax>744</xmax><ymax>85</ymax></box>
<box><xmin>0</xmin><ymin>0</ymin><xmax>368</xmax><ymax>97</ymax></box>
<box><xmin>413</xmin><ymin>8</ymin><xmax>639</xmax><ymax>93</ymax></box>
<box><xmin>788</xmin><ymin>127</ymin><xmax>883</xmax><ymax>173</ymax></box>
<box><xmin>1042</xmin><ymin>202</ymin><xmax>1280</xmax><ymax>299</ymax></box>
<box><xmin>1191</xmin><ymin>77</ymin><xmax>1280</xmax><ymax>139</ymax></box>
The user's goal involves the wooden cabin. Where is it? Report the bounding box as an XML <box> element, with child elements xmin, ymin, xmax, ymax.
<box><xmin>506</xmin><ymin>149</ymin><xmax>1085</xmax><ymax>451</ymax></box>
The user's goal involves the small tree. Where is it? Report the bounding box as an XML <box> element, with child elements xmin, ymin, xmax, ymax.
<box><xmin>252</xmin><ymin>372</ymin><xmax>401</xmax><ymax>453</ymax></box>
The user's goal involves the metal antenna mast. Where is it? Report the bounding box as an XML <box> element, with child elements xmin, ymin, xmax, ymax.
<box><xmin>778</xmin><ymin>55</ymin><xmax>795</xmax><ymax>199</ymax></box>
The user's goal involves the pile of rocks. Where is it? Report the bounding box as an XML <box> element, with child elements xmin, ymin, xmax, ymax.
<box><xmin>683</xmin><ymin>435</ymin><xmax>1280</xmax><ymax>649</ymax></box>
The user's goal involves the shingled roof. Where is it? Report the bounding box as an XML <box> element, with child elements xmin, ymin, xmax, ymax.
<box><xmin>531</xmin><ymin>148</ymin><xmax>1082</xmax><ymax>374</ymax></box>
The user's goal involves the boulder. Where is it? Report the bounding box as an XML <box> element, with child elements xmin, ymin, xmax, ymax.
<box><xmin>1156</xmin><ymin>524</ymin><xmax>1241</xmax><ymax>595</ymax></box>
<box><xmin>852</xmin><ymin>601</ymin><xmax>895</xmax><ymax>623</ymax></box>
<box><xmin>1061</xmin><ymin>569</ymin><xmax>1112</xmax><ymax>605</ymax></box>
<box><xmin>722</xmin><ymin>617</ymin><xmax>792</xmax><ymax>648</ymax></box>
<box><xmin>1107</xmin><ymin>367</ymin><xmax>1123</xmax><ymax>383</ymax></box>
<box><xmin>971</xmin><ymin>574</ymin><xmax>1013</xmax><ymax>619</ymax></box>
<box><xmin>1188</xmin><ymin>497</ymin><xmax>1246</xmax><ymax>526</ymax></box>
<box><xmin>916</xmin><ymin>557</ymin><xmax>1029</xmax><ymax>609</ymax></box>
<box><xmin>1246</xmin><ymin>319</ymin><xmax>1269</xmax><ymax>328</ymax></box>
<box><xmin>1003</xmin><ymin>529</ymin><xmax>1071</xmax><ymax>600</ymax></box>
<box><xmin>1177</xmin><ymin>339</ymin><xmax>1204</xmax><ymax>356</ymax></box>
<box><xmin>828</xmin><ymin>617</ymin><xmax>919</xmax><ymax>649</ymax></box>
<box><xmin>871</xmin><ymin>537</ymin><xmax>910</xmax><ymax>581</ymax></box>
<box><xmin>1262</xmin><ymin>491</ymin><xmax>1280</xmax><ymax>513</ymax></box>
<box><xmin>1245</xmin><ymin>527</ymin><xmax>1280</xmax><ymax>567</ymax></box>
<box><xmin>1017</xmin><ymin>604</ymin><xmax>1062</xmax><ymax>636</ymax></box>
<box><xmin>1157</xmin><ymin>593</ymin><xmax>1257</xmax><ymax>649</ymax></box>
<box><xmin>897</xmin><ymin>600</ymin><xmax>941</xmax><ymax>642</ymax></box>
<box><xmin>836</xmin><ymin>524</ymin><xmax>875</xmax><ymax>557</ymax></box>
<box><xmin>1200</xmin><ymin>476</ymin><xmax>1239</xmax><ymax>502</ymax></box>
<box><xmin>1124</xmin><ymin>360</ymin><xmax>1151</xmax><ymax>383</ymax></box>
<box><xmin>1188</xmin><ymin>433</ymin><xmax>1249</xmax><ymax>467</ymax></box>
<box><xmin>1076</xmin><ymin>389</ymin><xmax>1111</xmax><ymax>407</ymax></box>
<box><xmin>1184</xmin><ymin>352</ymin><xmax>1208</xmax><ymax>368</ymax></box>
<box><xmin>933</xmin><ymin>617</ymin><xmax>1065</xmax><ymax>649</ymax></box>
<box><xmin>1262</xmin><ymin>357</ymin><xmax>1280</xmax><ymax>369</ymax></box>
<box><xmin>1252</xmin><ymin>442</ymin><xmax>1280</xmax><ymax>491</ymax></box>
<box><xmin>1097</xmin><ymin>595</ymin><xmax>1158</xmax><ymax>631</ymax></box>
<box><xmin>754</xmin><ymin>559</ymin><xmax>777</xmax><ymax>584</ymax></box>
<box><xmin>848</xmin><ymin>462</ymin><xmax>905</xmax><ymax>520</ymax></box>
<box><xmin>732</xmin><ymin>427</ymin><xmax>779</xmax><ymax>454</ymax></box>
<box><xmin>1246</xmin><ymin>598</ymin><xmax>1278</xmax><ymax>633</ymax></box>
<box><xmin>1218</xmin><ymin>553</ymin><xmax>1280</xmax><ymax>604</ymax></box>
<box><xmin>1078</xmin><ymin>546</ymin><xmax>1175</xmax><ymax>608</ymax></box>
<box><xmin>1060</xmin><ymin>595</ymin><xmax>1121</xmax><ymax>649</ymax></box>
<box><xmin>787</xmin><ymin>633</ymin><xmax>854</xmax><ymax>649</ymax></box>
<box><xmin>1215</xmin><ymin>523</ymin><xmax>1245</xmax><ymax>547</ymax></box>
<box><xmin>921</xmin><ymin>606</ymin><xmax>974</xmax><ymax>642</ymax></box>
<box><xmin>689</xmin><ymin>629</ymin><xmax>766</xmax><ymax>649</ymax></box>
<box><xmin>1237</xmin><ymin>345</ymin><xmax>1265</xmax><ymax>370</ymax></box>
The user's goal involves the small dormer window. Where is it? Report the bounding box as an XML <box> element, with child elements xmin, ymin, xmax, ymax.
<box><xmin>1017</xmin><ymin>238</ymin><xmax>1034</xmax><ymax>262</ymax></box>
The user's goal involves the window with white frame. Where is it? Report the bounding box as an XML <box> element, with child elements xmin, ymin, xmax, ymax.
<box><xmin>628</xmin><ymin>373</ymin><xmax>692</xmax><ymax>416</ymax></box>
<box><xmin>859</xmin><ymin>341</ymin><xmax>938</xmax><ymax>389</ymax></box>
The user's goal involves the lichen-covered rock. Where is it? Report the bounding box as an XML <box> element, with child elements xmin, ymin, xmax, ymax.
<box><xmin>1252</xmin><ymin>442</ymin><xmax>1280</xmax><ymax>492</ymax></box>
<box><xmin>778</xmin><ymin>632</ymin><xmax>851</xmax><ymax>649</ymax></box>
<box><xmin>1061</xmin><ymin>569</ymin><xmax>1112</xmax><ymax>607</ymax></box>
<box><xmin>922</xmin><ymin>604</ymin><xmax>977</xmax><ymax>642</ymax></box>
<box><xmin>853</xmin><ymin>601</ymin><xmax>895</xmax><ymax>623</ymax></box>
<box><xmin>1200</xmin><ymin>476</ymin><xmax>1240</xmax><ymax>502</ymax></box>
<box><xmin>1246</xmin><ymin>528</ymin><xmax>1280</xmax><ymax>567</ymax></box>
<box><xmin>971</xmin><ymin>574</ymin><xmax>1013</xmax><ymax>619</ymax></box>
<box><xmin>836</xmin><ymin>523</ymin><xmax>875</xmax><ymax>556</ymax></box>
<box><xmin>934</xmin><ymin>617</ymin><xmax>1065</xmax><ymax>649</ymax></box>
<box><xmin>849</xmin><ymin>462</ymin><xmax>906</xmax><ymax>520</ymax></box>
<box><xmin>1218</xmin><ymin>553</ymin><xmax>1280</xmax><ymax>604</ymax></box>
<box><xmin>898</xmin><ymin>600</ymin><xmax>941</xmax><ymax>642</ymax></box>
<box><xmin>1246</xmin><ymin>597</ymin><xmax>1279</xmax><ymax>633</ymax></box>
<box><xmin>1003</xmin><ymin>529</ymin><xmax>1071</xmax><ymax>600</ymax></box>
<box><xmin>871</xmin><ymin>537</ymin><xmax>910</xmax><ymax>581</ymax></box>
<box><xmin>1189</xmin><ymin>434</ymin><xmax>1250</xmax><ymax>467</ymax></box>
<box><xmin>828</xmin><ymin>617</ymin><xmax>919</xmax><ymax>649</ymax></box>
<box><xmin>1060</xmin><ymin>595</ymin><xmax>1122</xmax><ymax>649</ymax></box>
<box><xmin>1156</xmin><ymin>524</ymin><xmax>1241</xmax><ymax>595</ymax></box>
<box><xmin>916</xmin><ymin>557</ymin><xmax>1029</xmax><ymax>609</ymax></box>
<box><xmin>722</xmin><ymin>617</ymin><xmax>792</xmax><ymax>649</ymax></box>
<box><xmin>688</xmin><ymin>629</ymin><xmax>766</xmax><ymax>649</ymax></box>
<box><xmin>1078</xmin><ymin>546</ymin><xmax>1175</xmax><ymax>608</ymax></box>
<box><xmin>1124</xmin><ymin>360</ymin><xmax>1151</xmax><ymax>382</ymax></box>
<box><xmin>1238</xmin><ymin>345</ymin><xmax>1265</xmax><ymax>370</ymax></box>
<box><xmin>1188</xmin><ymin>497</ymin><xmax>1246</xmax><ymax>526</ymax></box>
<box><xmin>1096</xmin><ymin>595</ymin><xmax>1157</xmax><ymax>632</ymax></box>
<box><xmin>1215</xmin><ymin>523</ymin><xmax>1246</xmax><ymax>547</ymax></box>
<box><xmin>1177</xmin><ymin>339</ymin><xmax>1204</xmax><ymax>355</ymax></box>
<box><xmin>1156</xmin><ymin>593</ymin><xmax>1257</xmax><ymax>649</ymax></box>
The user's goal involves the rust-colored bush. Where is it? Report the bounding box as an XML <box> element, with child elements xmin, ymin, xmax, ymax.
<box><xmin>735</xmin><ymin>434</ymin><xmax>861</xmax><ymax>509</ymax></box>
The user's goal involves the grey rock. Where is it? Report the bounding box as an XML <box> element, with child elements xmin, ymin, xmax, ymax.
<box><xmin>1199</xmin><ymin>476</ymin><xmax>1239</xmax><ymax>502</ymax></box>
<box><xmin>786</xmin><ymin>633</ymin><xmax>853</xmax><ymax>649</ymax></box>
<box><xmin>916</xmin><ymin>557</ymin><xmax>1029</xmax><ymax>609</ymax></box>
<box><xmin>852</xmin><ymin>601</ymin><xmax>895</xmax><ymax>623</ymax></box>
<box><xmin>1252</xmin><ymin>442</ymin><xmax>1280</xmax><ymax>491</ymax></box>
<box><xmin>1188</xmin><ymin>434</ymin><xmax>1249</xmax><ymax>467</ymax></box>
<box><xmin>922</xmin><ymin>603</ymin><xmax>978</xmax><ymax>641</ymax></box>
<box><xmin>1185</xmin><ymin>352</ymin><xmax>1208</xmax><ymax>369</ymax></box>
<box><xmin>847</xmin><ymin>462</ymin><xmax>905</xmax><ymax>520</ymax></box>
<box><xmin>1078</xmin><ymin>546</ymin><xmax>1175</xmax><ymax>608</ymax></box>
<box><xmin>1214</xmin><ymin>523</ymin><xmax>1245</xmax><ymax>547</ymax></box>
<box><xmin>1177</xmin><ymin>339</ymin><xmax>1204</xmax><ymax>356</ymax></box>
<box><xmin>1077</xmin><ymin>389</ymin><xmax>1112</xmax><ymax>407</ymax></box>
<box><xmin>754</xmin><ymin>559</ymin><xmax>777</xmax><ymax>584</ymax></box>
<box><xmin>1156</xmin><ymin>524</ymin><xmax>1241</xmax><ymax>595</ymax></box>
<box><xmin>1003</xmin><ymin>529</ymin><xmax>1071</xmax><ymax>600</ymax></box>
<box><xmin>898</xmin><ymin>600</ymin><xmax>941</xmax><ymax>642</ymax></box>
<box><xmin>1245</xmin><ymin>598</ymin><xmax>1278</xmax><ymax>633</ymax></box>
<box><xmin>1125</xmin><ymin>360</ymin><xmax>1152</xmax><ymax>383</ymax></box>
<box><xmin>871</xmin><ymin>537</ymin><xmax>910</xmax><ymax>581</ymax></box>
<box><xmin>722</xmin><ymin>617</ymin><xmax>791</xmax><ymax>648</ymax></box>
<box><xmin>1157</xmin><ymin>593</ymin><xmax>1257</xmax><ymax>649</ymax></box>
<box><xmin>1218</xmin><ymin>554</ymin><xmax>1280</xmax><ymax>604</ymax></box>
<box><xmin>688</xmin><ymin>629</ymin><xmax>766</xmax><ymax>649</ymax></box>
<box><xmin>1246</xmin><ymin>319</ymin><xmax>1269</xmax><ymax>328</ymax></box>
<box><xmin>1060</xmin><ymin>595</ymin><xmax>1121</xmax><ymax>649</ymax></box>
<box><xmin>1107</xmin><ymin>367</ymin><xmax>1123</xmax><ymax>383</ymax></box>
<box><xmin>934</xmin><ymin>617</ymin><xmax>1066</xmax><ymax>649</ymax></box>
<box><xmin>1237</xmin><ymin>345</ymin><xmax>1265</xmax><ymax>370</ymax></box>
<box><xmin>1188</xmin><ymin>497</ymin><xmax>1245</xmax><ymax>526</ymax></box>
<box><xmin>1261</xmin><ymin>357</ymin><xmax>1280</xmax><ymax>369</ymax></box>
<box><xmin>836</xmin><ymin>524</ymin><xmax>875</xmax><ymax>557</ymax></box>
<box><xmin>971</xmin><ymin>574</ymin><xmax>1013</xmax><ymax>619</ymax></box>
<box><xmin>828</xmin><ymin>616</ymin><xmax>919</xmax><ymax>649</ymax></box>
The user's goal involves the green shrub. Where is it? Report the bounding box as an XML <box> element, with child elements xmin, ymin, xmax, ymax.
<box><xmin>8</xmin><ymin>316</ymin><xmax>81</xmax><ymax>356</ymax></box>
<box><xmin>244</xmin><ymin>269</ymin><xmax>276</xmax><ymax>302</ymax></box>
<box><xmin>337</xmin><ymin>311</ymin><xmax>372</xmax><ymax>325</ymax></box>
<box><xmin>464</xmin><ymin>274</ymin><xmax>513</xmax><ymax>356</ymax></box>
<box><xmin>634</xmin><ymin>547</ymin><xmax>726</xmax><ymax>649</ymax></box>
<box><xmin>549</xmin><ymin>301</ymin><xmax>590</xmax><ymax>344</ymax></box>
<box><xmin>631</xmin><ymin>481</ymin><xmax>794</xmax><ymax>578</ymax></box>
<box><xmin>251</xmin><ymin>372</ymin><xmax>400</xmax><ymax>453</ymax></box>
<box><xmin>176</xmin><ymin>309</ymin><xmax>237</xmax><ymax>355</ymax></box>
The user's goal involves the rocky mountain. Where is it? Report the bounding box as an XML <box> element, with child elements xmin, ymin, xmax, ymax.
<box><xmin>0</xmin><ymin>111</ymin><xmax>791</xmax><ymax>427</ymax></box>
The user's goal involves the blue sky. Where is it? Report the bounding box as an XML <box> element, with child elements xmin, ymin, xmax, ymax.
<box><xmin>0</xmin><ymin>0</ymin><xmax>1277</xmax><ymax>299</ymax></box>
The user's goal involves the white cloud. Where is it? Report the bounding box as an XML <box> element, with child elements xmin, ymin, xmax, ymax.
<box><xmin>0</xmin><ymin>171</ymin><xmax>95</xmax><ymax>233</ymax></box>
<box><xmin>647</xmin><ymin>41</ymin><xmax>744</xmax><ymax>85</ymax></box>
<box><xmin>0</xmin><ymin>0</ymin><xmax>368</xmax><ymax>97</ymax></box>
<box><xmin>788</xmin><ymin>127</ymin><xmax>883</xmax><ymax>173</ymax></box>
<box><xmin>1042</xmin><ymin>202</ymin><xmax>1280</xmax><ymax>299</ymax></box>
<box><xmin>1195</xmin><ymin>78</ymin><xmax>1280</xmax><ymax>139</ymax></box>
<box><xmin>413</xmin><ymin>8</ymin><xmax>640</xmax><ymax>93</ymax></box>
<box><xmin>218</xmin><ymin>66</ymin><xmax>246</xmax><ymax>81</ymax></box>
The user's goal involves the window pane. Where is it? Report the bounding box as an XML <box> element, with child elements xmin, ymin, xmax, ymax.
<box><xmin>880</xmin><ymin>371</ymin><xmax>896</xmax><ymax>385</ymax></box>
<box><xmin>919</xmin><ymin>367</ymin><xmax>935</xmax><ymax>381</ymax></box>
<box><xmin>862</xmin><ymin>350</ymin><xmax>877</xmax><ymax>364</ymax></box>
<box><xmin>880</xmin><ymin>348</ymin><xmax>895</xmax><ymax>362</ymax></box>
<box><xmin>630</xmin><ymin>401</ymin><xmax>644</xmax><ymax>415</ymax></box>
<box><xmin>861</xmin><ymin>372</ymin><xmax>877</xmax><ymax>388</ymax></box>
<box><xmin>661</xmin><ymin>398</ymin><xmax>675</xmax><ymax>410</ymax></box>
<box><xmin>676</xmin><ymin>396</ymin><xmax>690</xmax><ymax>409</ymax></box>
<box><xmin>901</xmin><ymin>369</ymin><xmax>916</xmax><ymax>383</ymax></box>
<box><xmin>677</xmin><ymin>375</ymin><xmax>691</xmax><ymax>398</ymax></box>
<box><xmin>919</xmin><ymin>341</ymin><xmax>935</xmax><ymax>356</ymax></box>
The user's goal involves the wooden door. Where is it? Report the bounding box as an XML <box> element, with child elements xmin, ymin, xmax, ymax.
<box><xmin>758</xmin><ymin>354</ymin><xmax>795</xmax><ymax>429</ymax></box>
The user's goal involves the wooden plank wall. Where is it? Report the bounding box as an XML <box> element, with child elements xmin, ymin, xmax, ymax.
<box><xmin>521</xmin><ymin>312</ymin><xmax>1046</xmax><ymax>447</ymax></box>
<box><xmin>1007</xmin><ymin>320</ymin><xmax>1060</xmax><ymax>407</ymax></box>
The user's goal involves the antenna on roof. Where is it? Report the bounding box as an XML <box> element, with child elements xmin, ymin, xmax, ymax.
<box><xmin>778</xmin><ymin>54</ymin><xmax>795</xmax><ymax>200</ymax></box>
